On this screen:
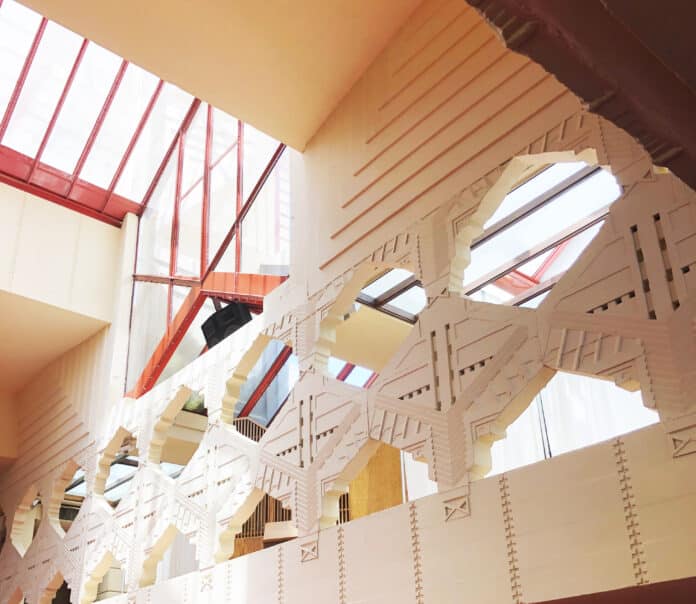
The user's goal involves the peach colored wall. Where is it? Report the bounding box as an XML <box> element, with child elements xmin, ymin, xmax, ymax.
<box><xmin>0</xmin><ymin>391</ymin><xmax>18</xmax><ymax>467</ymax></box>
<box><xmin>291</xmin><ymin>0</ymin><xmax>583</xmax><ymax>297</ymax></box>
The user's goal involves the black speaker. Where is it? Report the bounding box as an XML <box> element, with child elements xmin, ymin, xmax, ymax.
<box><xmin>201</xmin><ymin>302</ymin><xmax>252</xmax><ymax>348</ymax></box>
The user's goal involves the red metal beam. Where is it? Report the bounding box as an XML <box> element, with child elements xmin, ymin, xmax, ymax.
<box><xmin>141</xmin><ymin>97</ymin><xmax>201</xmax><ymax>209</ymax></box>
<box><xmin>205</xmin><ymin>142</ymin><xmax>286</xmax><ymax>279</ymax></box>
<box><xmin>201</xmin><ymin>104</ymin><xmax>213</xmax><ymax>277</ymax></box>
<box><xmin>28</xmin><ymin>38</ymin><xmax>88</xmax><ymax>182</ymax></box>
<box><xmin>168</xmin><ymin>134</ymin><xmax>186</xmax><ymax>324</ymax></box>
<box><xmin>101</xmin><ymin>79</ymin><xmax>164</xmax><ymax>212</ymax></box>
<box><xmin>0</xmin><ymin>17</ymin><xmax>48</xmax><ymax>142</ymax></box>
<box><xmin>129</xmin><ymin>272</ymin><xmax>286</xmax><ymax>397</ymax></box>
<box><xmin>336</xmin><ymin>363</ymin><xmax>355</xmax><ymax>382</ymax></box>
<box><xmin>66</xmin><ymin>59</ymin><xmax>128</xmax><ymax>197</ymax></box>
<box><xmin>127</xmin><ymin>286</ymin><xmax>206</xmax><ymax>398</ymax></box>
<box><xmin>235</xmin><ymin>120</ymin><xmax>244</xmax><ymax>272</ymax></box>
<box><xmin>238</xmin><ymin>345</ymin><xmax>293</xmax><ymax>418</ymax></box>
<box><xmin>532</xmin><ymin>239</ymin><xmax>570</xmax><ymax>282</ymax></box>
<box><xmin>364</xmin><ymin>372</ymin><xmax>379</xmax><ymax>388</ymax></box>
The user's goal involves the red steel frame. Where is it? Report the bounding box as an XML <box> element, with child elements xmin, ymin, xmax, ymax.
<box><xmin>129</xmin><ymin>132</ymin><xmax>288</xmax><ymax>398</ymax></box>
<box><xmin>237</xmin><ymin>345</ymin><xmax>294</xmax><ymax>418</ymax></box>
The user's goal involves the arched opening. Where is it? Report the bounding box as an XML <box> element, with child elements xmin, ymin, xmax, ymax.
<box><xmin>230</xmin><ymin>338</ymin><xmax>299</xmax><ymax>436</ymax></box>
<box><xmin>50</xmin><ymin>581</ymin><xmax>70</xmax><ymax>604</ymax></box>
<box><xmin>149</xmin><ymin>386</ymin><xmax>208</xmax><ymax>477</ymax></box>
<box><xmin>140</xmin><ymin>525</ymin><xmax>198</xmax><ymax>587</ymax></box>
<box><xmin>461</xmin><ymin>158</ymin><xmax>622</xmax><ymax>307</ymax></box>
<box><xmin>96</xmin><ymin>429</ymin><xmax>139</xmax><ymax>508</ymax></box>
<box><xmin>37</xmin><ymin>573</ymin><xmax>68</xmax><ymax>604</ymax></box>
<box><xmin>11</xmin><ymin>486</ymin><xmax>42</xmax><ymax>556</ymax></box>
<box><xmin>94</xmin><ymin>557</ymin><xmax>125</xmax><ymax>602</ymax></box>
<box><xmin>49</xmin><ymin>460</ymin><xmax>85</xmax><ymax>535</ymax></box>
<box><xmin>487</xmin><ymin>371</ymin><xmax>658</xmax><ymax>476</ymax></box>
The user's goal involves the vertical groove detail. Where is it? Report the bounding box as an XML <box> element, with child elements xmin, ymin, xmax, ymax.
<box><xmin>277</xmin><ymin>546</ymin><xmax>284</xmax><ymax>604</ymax></box>
<box><xmin>499</xmin><ymin>475</ymin><xmax>523</xmax><ymax>604</ymax></box>
<box><xmin>613</xmin><ymin>438</ymin><xmax>649</xmax><ymax>585</ymax></box>
<box><xmin>337</xmin><ymin>526</ymin><xmax>347</xmax><ymax>604</ymax></box>
<box><xmin>408</xmin><ymin>502</ymin><xmax>425</xmax><ymax>603</ymax></box>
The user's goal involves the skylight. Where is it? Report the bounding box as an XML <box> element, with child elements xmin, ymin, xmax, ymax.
<box><xmin>464</xmin><ymin>163</ymin><xmax>621</xmax><ymax>305</ymax></box>
<box><xmin>357</xmin><ymin>269</ymin><xmax>426</xmax><ymax>323</ymax></box>
<box><xmin>0</xmin><ymin>0</ymin><xmax>217</xmax><ymax>225</ymax></box>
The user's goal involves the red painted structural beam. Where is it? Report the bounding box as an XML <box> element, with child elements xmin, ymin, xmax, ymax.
<box><xmin>200</xmin><ymin>104</ymin><xmax>213</xmax><ymax>277</ymax></box>
<box><xmin>237</xmin><ymin>345</ymin><xmax>294</xmax><ymax>418</ymax></box>
<box><xmin>141</xmin><ymin>97</ymin><xmax>201</xmax><ymax>209</ymax></box>
<box><xmin>128</xmin><ymin>272</ymin><xmax>287</xmax><ymax>398</ymax></box>
<box><xmin>336</xmin><ymin>363</ymin><xmax>355</xmax><ymax>381</ymax></box>
<box><xmin>235</xmin><ymin>120</ymin><xmax>244</xmax><ymax>273</ymax></box>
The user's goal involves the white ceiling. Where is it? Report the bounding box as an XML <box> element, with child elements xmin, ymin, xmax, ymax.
<box><xmin>18</xmin><ymin>0</ymin><xmax>423</xmax><ymax>150</ymax></box>
<box><xmin>0</xmin><ymin>290</ymin><xmax>107</xmax><ymax>394</ymax></box>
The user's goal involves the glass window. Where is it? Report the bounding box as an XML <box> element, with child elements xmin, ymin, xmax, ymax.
<box><xmin>361</xmin><ymin>269</ymin><xmax>414</xmax><ymax>298</ymax></box>
<box><xmin>0</xmin><ymin>1</ymin><xmax>42</xmax><ymax>122</ymax></box>
<box><xmin>2</xmin><ymin>21</ymin><xmax>82</xmax><ymax>157</ymax></box>
<box><xmin>387</xmin><ymin>286</ymin><xmax>427</xmax><ymax>315</ymax></box>
<box><xmin>465</xmin><ymin>168</ymin><xmax>620</xmax><ymax>289</ymax></box>
<box><xmin>40</xmin><ymin>41</ymin><xmax>122</xmax><ymax>174</ymax></box>
<box><xmin>114</xmin><ymin>83</ymin><xmax>193</xmax><ymax>202</ymax></box>
<box><xmin>80</xmin><ymin>63</ymin><xmax>160</xmax><ymax>187</ymax></box>
<box><xmin>343</xmin><ymin>365</ymin><xmax>373</xmax><ymax>387</ymax></box>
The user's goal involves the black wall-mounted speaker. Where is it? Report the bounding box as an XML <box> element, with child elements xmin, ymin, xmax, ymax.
<box><xmin>201</xmin><ymin>302</ymin><xmax>252</xmax><ymax>348</ymax></box>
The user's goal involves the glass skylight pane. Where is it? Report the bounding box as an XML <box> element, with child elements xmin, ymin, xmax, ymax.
<box><xmin>388</xmin><ymin>286</ymin><xmax>427</xmax><ymax>315</ymax></box>
<box><xmin>361</xmin><ymin>268</ymin><xmax>413</xmax><ymax>298</ymax></box>
<box><xmin>538</xmin><ymin>223</ymin><xmax>603</xmax><ymax>280</ymax></box>
<box><xmin>235</xmin><ymin>339</ymin><xmax>287</xmax><ymax>415</ymax></box>
<box><xmin>469</xmin><ymin>284</ymin><xmax>514</xmax><ymax>304</ymax></box>
<box><xmin>3</xmin><ymin>21</ymin><xmax>82</xmax><ymax>157</ymax></box>
<box><xmin>343</xmin><ymin>365</ymin><xmax>373</xmax><ymax>387</ymax></box>
<box><xmin>114</xmin><ymin>83</ymin><xmax>193</xmax><ymax>202</ymax></box>
<box><xmin>0</xmin><ymin>1</ymin><xmax>42</xmax><ymax>121</ymax></box>
<box><xmin>484</xmin><ymin>162</ymin><xmax>587</xmax><ymax>229</ymax></box>
<box><xmin>212</xmin><ymin>108</ymin><xmax>237</xmax><ymax>164</ymax></box>
<box><xmin>243</xmin><ymin>124</ymin><xmax>280</xmax><ymax>201</ymax></box>
<box><xmin>65</xmin><ymin>482</ymin><xmax>87</xmax><ymax>497</ymax></box>
<box><xmin>519</xmin><ymin>291</ymin><xmax>549</xmax><ymax>309</ymax></box>
<box><xmin>465</xmin><ymin>169</ymin><xmax>620</xmax><ymax>288</ymax></box>
<box><xmin>80</xmin><ymin>63</ymin><xmax>159</xmax><ymax>187</ymax></box>
<box><xmin>181</xmin><ymin>105</ymin><xmax>206</xmax><ymax>193</ymax></box>
<box><xmin>327</xmin><ymin>357</ymin><xmax>345</xmax><ymax>378</ymax></box>
<box><xmin>249</xmin><ymin>353</ymin><xmax>299</xmax><ymax>426</ymax></box>
<box><xmin>160</xmin><ymin>462</ymin><xmax>184</xmax><ymax>477</ymax></box>
<box><xmin>209</xmin><ymin>151</ymin><xmax>237</xmax><ymax>262</ymax></box>
<box><xmin>41</xmin><ymin>42</ymin><xmax>122</xmax><ymax>174</ymax></box>
<box><xmin>105</xmin><ymin>463</ymin><xmax>136</xmax><ymax>489</ymax></box>
<box><xmin>177</xmin><ymin>182</ymin><xmax>202</xmax><ymax>276</ymax></box>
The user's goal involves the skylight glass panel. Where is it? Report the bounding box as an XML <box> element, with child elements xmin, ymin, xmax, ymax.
<box><xmin>388</xmin><ymin>286</ymin><xmax>427</xmax><ymax>315</ymax></box>
<box><xmin>327</xmin><ymin>356</ymin><xmax>346</xmax><ymax>378</ymax></box>
<box><xmin>243</xmin><ymin>124</ymin><xmax>280</xmax><ymax>201</ymax></box>
<box><xmin>181</xmin><ymin>105</ymin><xmax>206</xmax><ymax>193</ymax></box>
<box><xmin>212</xmin><ymin>108</ymin><xmax>237</xmax><ymax>164</ymax></box>
<box><xmin>464</xmin><ymin>169</ymin><xmax>620</xmax><ymax>288</ymax></box>
<box><xmin>361</xmin><ymin>268</ymin><xmax>413</xmax><ymax>298</ymax></box>
<box><xmin>484</xmin><ymin>162</ymin><xmax>587</xmax><ymax>229</ymax></box>
<box><xmin>2</xmin><ymin>21</ymin><xmax>82</xmax><ymax>157</ymax></box>
<box><xmin>343</xmin><ymin>365</ymin><xmax>373</xmax><ymax>387</ymax></box>
<box><xmin>236</xmin><ymin>339</ymin><xmax>287</xmax><ymax>415</ymax></box>
<box><xmin>469</xmin><ymin>284</ymin><xmax>514</xmax><ymax>304</ymax></box>
<box><xmin>0</xmin><ymin>1</ymin><xmax>41</xmax><ymax>122</ymax></box>
<box><xmin>161</xmin><ymin>462</ymin><xmax>184</xmax><ymax>478</ymax></box>
<box><xmin>518</xmin><ymin>291</ymin><xmax>549</xmax><ymax>309</ymax></box>
<box><xmin>41</xmin><ymin>41</ymin><xmax>122</xmax><ymax>174</ymax></box>
<box><xmin>79</xmin><ymin>63</ymin><xmax>159</xmax><ymax>187</ymax></box>
<box><xmin>114</xmin><ymin>83</ymin><xmax>193</xmax><ymax>202</ymax></box>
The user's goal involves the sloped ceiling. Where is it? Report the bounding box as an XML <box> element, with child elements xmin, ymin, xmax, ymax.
<box><xmin>18</xmin><ymin>0</ymin><xmax>422</xmax><ymax>150</ymax></box>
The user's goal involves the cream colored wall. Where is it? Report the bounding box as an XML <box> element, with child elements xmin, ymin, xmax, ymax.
<box><xmin>99</xmin><ymin>424</ymin><xmax>696</xmax><ymax>603</ymax></box>
<box><xmin>292</xmin><ymin>0</ymin><xmax>582</xmax><ymax>297</ymax></box>
<box><xmin>0</xmin><ymin>182</ymin><xmax>121</xmax><ymax>322</ymax></box>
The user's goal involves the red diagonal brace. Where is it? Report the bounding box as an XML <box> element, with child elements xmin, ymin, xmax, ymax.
<box><xmin>238</xmin><ymin>345</ymin><xmax>293</xmax><ymax>418</ymax></box>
